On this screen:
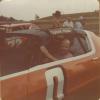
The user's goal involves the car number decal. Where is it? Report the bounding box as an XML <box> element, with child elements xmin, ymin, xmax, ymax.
<box><xmin>45</xmin><ymin>67</ymin><xmax>64</xmax><ymax>100</ymax></box>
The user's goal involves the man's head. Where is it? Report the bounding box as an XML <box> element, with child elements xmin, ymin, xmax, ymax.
<box><xmin>61</xmin><ymin>39</ymin><xmax>71</xmax><ymax>48</ymax></box>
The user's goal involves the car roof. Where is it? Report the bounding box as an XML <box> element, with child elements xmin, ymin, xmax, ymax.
<box><xmin>0</xmin><ymin>28</ymin><xmax>49</xmax><ymax>39</ymax></box>
<box><xmin>0</xmin><ymin>28</ymin><xmax>86</xmax><ymax>39</ymax></box>
<box><xmin>12</xmin><ymin>27</ymin><xmax>73</xmax><ymax>35</ymax></box>
<box><xmin>11</xmin><ymin>28</ymin><xmax>49</xmax><ymax>37</ymax></box>
<box><xmin>0</xmin><ymin>23</ymin><xmax>31</xmax><ymax>28</ymax></box>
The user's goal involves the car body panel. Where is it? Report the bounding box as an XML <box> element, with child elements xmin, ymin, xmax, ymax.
<box><xmin>1</xmin><ymin>74</ymin><xmax>28</xmax><ymax>100</ymax></box>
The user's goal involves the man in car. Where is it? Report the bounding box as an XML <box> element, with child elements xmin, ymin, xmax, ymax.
<box><xmin>43</xmin><ymin>34</ymin><xmax>73</xmax><ymax>61</ymax></box>
<box><xmin>34</xmin><ymin>31</ymin><xmax>57</xmax><ymax>65</ymax></box>
<box><xmin>60</xmin><ymin>38</ymin><xmax>73</xmax><ymax>58</ymax></box>
<box><xmin>35</xmin><ymin>31</ymin><xmax>73</xmax><ymax>65</ymax></box>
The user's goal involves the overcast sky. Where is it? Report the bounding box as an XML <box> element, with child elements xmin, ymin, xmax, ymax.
<box><xmin>0</xmin><ymin>0</ymin><xmax>99</xmax><ymax>21</ymax></box>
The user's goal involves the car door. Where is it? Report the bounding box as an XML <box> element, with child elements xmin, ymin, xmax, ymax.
<box><xmin>60</xmin><ymin>32</ymin><xmax>100</xmax><ymax>100</ymax></box>
<box><xmin>62</xmin><ymin>57</ymin><xmax>100</xmax><ymax>100</ymax></box>
<box><xmin>27</xmin><ymin>31</ymin><xmax>100</xmax><ymax>100</ymax></box>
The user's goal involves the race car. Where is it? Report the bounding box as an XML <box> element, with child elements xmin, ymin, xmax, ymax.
<box><xmin>0</xmin><ymin>28</ymin><xmax>100</xmax><ymax>100</ymax></box>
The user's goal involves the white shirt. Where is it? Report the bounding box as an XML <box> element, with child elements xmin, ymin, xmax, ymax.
<box><xmin>63</xmin><ymin>20</ymin><xmax>74</xmax><ymax>28</ymax></box>
<box><xmin>74</xmin><ymin>21</ymin><xmax>83</xmax><ymax>33</ymax></box>
<box><xmin>74</xmin><ymin>21</ymin><xmax>83</xmax><ymax>29</ymax></box>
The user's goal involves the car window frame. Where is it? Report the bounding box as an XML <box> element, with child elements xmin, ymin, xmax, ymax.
<box><xmin>0</xmin><ymin>30</ymin><xmax>96</xmax><ymax>80</ymax></box>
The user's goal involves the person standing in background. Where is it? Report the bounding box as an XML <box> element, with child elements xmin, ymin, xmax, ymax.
<box><xmin>74</xmin><ymin>18</ymin><xmax>84</xmax><ymax>33</ymax></box>
<box><xmin>63</xmin><ymin>18</ymin><xmax>74</xmax><ymax>29</ymax></box>
<box><xmin>52</xmin><ymin>11</ymin><xmax>62</xmax><ymax>28</ymax></box>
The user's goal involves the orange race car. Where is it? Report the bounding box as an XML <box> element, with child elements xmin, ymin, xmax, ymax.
<box><xmin>0</xmin><ymin>28</ymin><xmax>100</xmax><ymax>100</ymax></box>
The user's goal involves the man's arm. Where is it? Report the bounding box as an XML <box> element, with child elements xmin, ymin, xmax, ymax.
<box><xmin>40</xmin><ymin>46</ymin><xmax>57</xmax><ymax>61</ymax></box>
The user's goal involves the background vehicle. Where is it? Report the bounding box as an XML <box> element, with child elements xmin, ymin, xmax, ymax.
<box><xmin>0</xmin><ymin>28</ymin><xmax>100</xmax><ymax>100</ymax></box>
<box><xmin>0</xmin><ymin>23</ymin><xmax>32</xmax><ymax>33</ymax></box>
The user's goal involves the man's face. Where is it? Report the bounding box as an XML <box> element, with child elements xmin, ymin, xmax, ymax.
<box><xmin>61</xmin><ymin>39</ymin><xmax>71</xmax><ymax>48</ymax></box>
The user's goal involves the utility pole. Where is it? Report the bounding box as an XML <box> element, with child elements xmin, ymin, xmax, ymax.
<box><xmin>98</xmin><ymin>0</ymin><xmax>100</xmax><ymax>34</ymax></box>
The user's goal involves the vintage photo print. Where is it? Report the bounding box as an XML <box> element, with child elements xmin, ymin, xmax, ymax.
<box><xmin>0</xmin><ymin>0</ymin><xmax>100</xmax><ymax>100</ymax></box>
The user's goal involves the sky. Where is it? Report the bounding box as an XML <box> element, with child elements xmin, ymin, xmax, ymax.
<box><xmin>0</xmin><ymin>0</ymin><xmax>99</xmax><ymax>21</ymax></box>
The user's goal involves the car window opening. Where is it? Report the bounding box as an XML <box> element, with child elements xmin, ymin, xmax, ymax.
<box><xmin>0</xmin><ymin>29</ymin><xmax>92</xmax><ymax>76</ymax></box>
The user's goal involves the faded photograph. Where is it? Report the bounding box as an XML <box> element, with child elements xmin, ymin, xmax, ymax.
<box><xmin>0</xmin><ymin>0</ymin><xmax>100</xmax><ymax>100</ymax></box>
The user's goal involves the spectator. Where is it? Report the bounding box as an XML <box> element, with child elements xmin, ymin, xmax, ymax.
<box><xmin>79</xmin><ymin>16</ymin><xmax>85</xmax><ymax>26</ymax></box>
<box><xmin>74</xmin><ymin>19</ymin><xmax>83</xmax><ymax>33</ymax></box>
<box><xmin>52</xmin><ymin>11</ymin><xmax>62</xmax><ymax>28</ymax></box>
<box><xmin>63</xmin><ymin>18</ymin><xmax>74</xmax><ymax>29</ymax></box>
